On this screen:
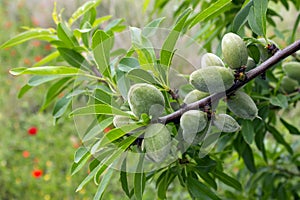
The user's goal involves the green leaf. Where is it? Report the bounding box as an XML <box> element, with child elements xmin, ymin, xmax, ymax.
<box><xmin>10</xmin><ymin>66</ymin><xmax>86</xmax><ymax>76</ymax></box>
<box><xmin>254</xmin><ymin>123</ymin><xmax>268</xmax><ymax>162</ymax></box>
<box><xmin>28</xmin><ymin>75</ymin><xmax>62</xmax><ymax>86</ymax></box>
<box><xmin>96</xmin><ymin>124</ymin><xmax>144</xmax><ymax>149</ymax></box>
<box><xmin>289</xmin><ymin>13</ymin><xmax>300</xmax><ymax>43</ymax></box>
<box><xmin>130</xmin><ymin>27</ymin><xmax>156</xmax><ymax>70</ymax></box>
<box><xmin>52</xmin><ymin>95</ymin><xmax>72</xmax><ymax>118</ymax></box>
<box><xmin>57</xmin><ymin>22</ymin><xmax>78</xmax><ymax>47</ymax></box>
<box><xmin>134</xmin><ymin>154</ymin><xmax>146</xmax><ymax>200</ymax></box>
<box><xmin>242</xmin><ymin>119</ymin><xmax>255</xmax><ymax>144</ymax></box>
<box><xmin>93</xmin><ymin>88</ymin><xmax>119</xmax><ymax>108</ymax></box>
<box><xmin>160</xmin><ymin>8</ymin><xmax>191</xmax><ymax>70</ymax></box>
<box><xmin>92</xmin><ymin>30</ymin><xmax>113</xmax><ymax>77</ymax></box>
<box><xmin>187</xmin><ymin>177</ymin><xmax>221</xmax><ymax>200</ymax></box>
<box><xmin>157</xmin><ymin>170</ymin><xmax>176</xmax><ymax>199</ymax></box>
<box><xmin>74</xmin><ymin>147</ymin><xmax>89</xmax><ymax>163</ymax></box>
<box><xmin>57</xmin><ymin>47</ymin><xmax>90</xmax><ymax>70</ymax></box>
<box><xmin>41</xmin><ymin>77</ymin><xmax>73</xmax><ymax>110</ymax></box>
<box><xmin>142</xmin><ymin>17</ymin><xmax>166</xmax><ymax>37</ymax></box>
<box><xmin>70</xmin><ymin>104</ymin><xmax>131</xmax><ymax>117</ymax></box>
<box><xmin>120</xmin><ymin>160</ymin><xmax>131</xmax><ymax>198</ymax></box>
<box><xmin>126</xmin><ymin>69</ymin><xmax>159</xmax><ymax>84</ymax></box>
<box><xmin>0</xmin><ymin>28</ymin><xmax>55</xmax><ymax>49</ymax></box>
<box><xmin>195</xmin><ymin>170</ymin><xmax>217</xmax><ymax>190</ymax></box>
<box><xmin>270</xmin><ymin>94</ymin><xmax>288</xmax><ymax>109</ymax></box>
<box><xmin>93</xmin><ymin>15</ymin><xmax>112</xmax><ymax>27</ymax></box>
<box><xmin>118</xmin><ymin>57</ymin><xmax>140</xmax><ymax>72</ymax></box>
<box><xmin>93</xmin><ymin>168</ymin><xmax>114</xmax><ymax>200</ymax></box>
<box><xmin>104</xmin><ymin>18</ymin><xmax>126</xmax><ymax>32</ymax></box>
<box><xmin>92</xmin><ymin>131</ymin><xmax>145</xmax><ymax>186</ymax></box>
<box><xmin>267</xmin><ymin>125</ymin><xmax>293</xmax><ymax>154</ymax></box>
<box><xmin>280</xmin><ymin>118</ymin><xmax>300</xmax><ymax>135</ymax></box>
<box><xmin>189</xmin><ymin>0</ymin><xmax>232</xmax><ymax>29</ymax></box>
<box><xmin>82</xmin><ymin>117</ymin><xmax>113</xmax><ymax>142</ymax></box>
<box><xmin>69</xmin><ymin>0</ymin><xmax>101</xmax><ymax>26</ymax></box>
<box><xmin>213</xmin><ymin>169</ymin><xmax>242</xmax><ymax>191</ymax></box>
<box><xmin>116</xmin><ymin>71</ymin><xmax>131</xmax><ymax>99</ymax></box>
<box><xmin>18</xmin><ymin>84</ymin><xmax>33</xmax><ymax>98</ymax></box>
<box><xmin>232</xmin><ymin>0</ymin><xmax>253</xmax><ymax>32</ymax></box>
<box><xmin>71</xmin><ymin>147</ymin><xmax>91</xmax><ymax>175</ymax></box>
<box><xmin>247</xmin><ymin>0</ymin><xmax>268</xmax><ymax>37</ymax></box>
<box><xmin>33</xmin><ymin>51</ymin><xmax>60</xmax><ymax>67</ymax></box>
<box><xmin>76</xmin><ymin>149</ymin><xmax>115</xmax><ymax>191</ymax></box>
<box><xmin>242</xmin><ymin>143</ymin><xmax>257</xmax><ymax>173</ymax></box>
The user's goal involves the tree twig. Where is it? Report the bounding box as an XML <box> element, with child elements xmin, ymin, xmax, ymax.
<box><xmin>158</xmin><ymin>40</ymin><xmax>300</xmax><ymax>124</ymax></box>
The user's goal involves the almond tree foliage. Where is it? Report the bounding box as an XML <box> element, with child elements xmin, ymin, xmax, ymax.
<box><xmin>2</xmin><ymin>0</ymin><xmax>300</xmax><ymax>199</ymax></box>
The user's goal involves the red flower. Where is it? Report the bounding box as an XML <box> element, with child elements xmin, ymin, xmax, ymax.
<box><xmin>104</xmin><ymin>127</ymin><xmax>111</xmax><ymax>133</ymax></box>
<box><xmin>44</xmin><ymin>44</ymin><xmax>52</xmax><ymax>51</ymax></box>
<box><xmin>32</xmin><ymin>169</ymin><xmax>43</xmax><ymax>178</ymax></box>
<box><xmin>4</xmin><ymin>21</ymin><xmax>12</xmax><ymax>28</ymax></box>
<box><xmin>34</xmin><ymin>55</ymin><xmax>43</xmax><ymax>62</ymax></box>
<box><xmin>10</xmin><ymin>50</ymin><xmax>16</xmax><ymax>56</ymax></box>
<box><xmin>28</xmin><ymin>127</ymin><xmax>38</xmax><ymax>135</ymax></box>
<box><xmin>32</xmin><ymin>40</ymin><xmax>41</xmax><ymax>47</ymax></box>
<box><xmin>23</xmin><ymin>58</ymin><xmax>31</xmax><ymax>66</ymax></box>
<box><xmin>22</xmin><ymin>151</ymin><xmax>30</xmax><ymax>158</ymax></box>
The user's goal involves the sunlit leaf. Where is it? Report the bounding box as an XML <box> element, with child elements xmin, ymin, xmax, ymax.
<box><xmin>189</xmin><ymin>0</ymin><xmax>232</xmax><ymax>29</ymax></box>
<box><xmin>0</xmin><ymin>29</ymin><xmax>56</xmax><ymax>49</ymax></box>
<box><xmin>10</xmin><ymin>66</ymin><xmax>86</xmax><ymax>76</ymax></box>
<box><xmin>70</xmin><ymin>104</ymin><xmax>131</xmax><ymax>117</ymax></box>
<box><xmin>69</xmin><ymin>0</ymin><xmax>101</xmax><ymax>26</ymax></box>
<box><xmin>280</xmin><ymin>118</ymin><xmax>300</xmax><ymax>135</ymax></box>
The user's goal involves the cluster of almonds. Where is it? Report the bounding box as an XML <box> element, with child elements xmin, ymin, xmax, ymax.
<box><xmin>112</xmin><ymin>33</ymin><xmax>271</xmax><ymax>163</ymax></box>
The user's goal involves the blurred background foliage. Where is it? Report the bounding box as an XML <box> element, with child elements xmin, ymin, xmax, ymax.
<box><xmin>0</xmin><ymin>0</ymin><xmax>299</xmax><ymax>199</ymax></box>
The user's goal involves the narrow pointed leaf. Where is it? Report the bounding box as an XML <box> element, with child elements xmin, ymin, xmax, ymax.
<box><xmin>33</xmin><ymin>51</ymin><xmax>60</xmax><ymax>67</ymax></box>
<box><xmin>187</xmin><ymin>177</ymin><xmax>221</xmax><ymax>200</ymax></box>
<box><xmin>0</xmin><ymin>28</ymin><xmax>55</xmax><ymax>49</ymax></box>
<box><xmin>160</xmin><ymin>8</ymin><xmax>191</xmax><ymax>69</ymax></box>
<box><xmin>92</xmin><ymin>30</ymin><xmax>113</xmax><ymax>77</ymax></box>
<box><xmin>189</xmin><ymin>0</ymin><xmax>232</xmax><ymax>29</ymax></box>
<box><xmin>93</xmin><ymin>168</ymin><xmax>114</xmax><ymax>200</ymax></box>
<box><xmin>213</xmin><ymin>169</ymin><xmax>242</xmax><ymax>191</ymax></box>
<box><xmin>127</xmin><ymin>69</ymin><xmax>159</xmax><ymax>84</ymax></box>
<box><xmin>57</xmin><ymin>47</ymin><xmax>90</xmax><ymax>70</ymax></box>
<box><xmin>69</xmin><ymin>0</ymin><xmax>101</xmax><ymax>25</ymax></box>
<box><xmin>232</xmin><ymin>0</ymin><xmax>253</xmax><ymax>32</ymax></box>
<box><xmin>70</xmin><ymin>104</ymin><xmax>131</xmax><ymax>117</ymax></box>
<box><xmin>57</xmin><ymin>22</ymin><xmax>78</xmax><ymax>47</ymax></box>
<box><xmin>10</xmin><ymin>66</ymin><xmax>86</xmax><ymax>76</ymax></box>
<box><xmin>280</xmin><ymin>118</ymin><xmax>300</xmax><ymax>135</ymax></box>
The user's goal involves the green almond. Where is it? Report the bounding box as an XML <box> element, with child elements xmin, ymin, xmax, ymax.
<box><xmin>227</xmin><ymin>91</ymin><xmax>258</xmax><ymax>120</ymax></box>
<box><xmin>144</xmin><ymin>123</ymin><xmax>171</xmax><ymax>163</ymax></box>
<box><xmin>190</xmin><ymin>66</ymin><xmax>234</xmax><ymax>93</ymax></box>
<box><xmin>222</xmin><ymin>32</ymin><xmax>248</xmax><ymax>69</ymax></box>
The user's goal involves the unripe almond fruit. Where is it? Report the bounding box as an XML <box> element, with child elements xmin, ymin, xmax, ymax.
<box><xmin>183</xmin><ymin>89</ymin><xmax>209</xmax><ymax>104</ymax></box>
<box><xmin>227</xmin><ymin>91</ymin><xmax>258</xmax><ymax>120</ymax></box>
<box><xmin>144</xmin><ymin>123</ymin><xmax>171</xmax><ymax>163</ymax></box>
<box><xmin>180</xmin><ymin>110</ymin><xmax>207</xmax><ymax>144</ymax></box>
<box><xmin>190</xmin><ymin>66</ymin><xmax>234</xmax><ymax>93</ymax></box>
<box><xmin>222</xmin><ymin>32</ymin><xmax>248</xmax><ymax>69</ymax></box>
<box><xmin>201</xmin><ymin>53</ymin><xmax>225</xmax><ymax>68</ymax></box>
<box><xmin>213</xmin><ymin>114</ymin><xmax>240</xmax><ymax>133</ymax></box>
<box><xmin>280</xmin><ymin>76</ymin><xmax>298</xmax><ymax>94</ymax></box>
<box><xmin>128</xmin><ymin>83</ymin><xmax>165</xmax><ymax>118</ymax></box>
<box><xmin>246</xmin><ymin>57</ymin><xmax>256</xmax><ymax>71</ymax></box>
<box><xmin>282</xmin><ymin>61</ymin><xmax>300</xmax><ymax>83</ymax></box>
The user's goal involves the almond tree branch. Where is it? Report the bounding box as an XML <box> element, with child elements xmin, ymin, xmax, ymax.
<box><xmin>158</xmin><ymin>40</ymin><xmax>300</xmax><ymax>124</ymax></box>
